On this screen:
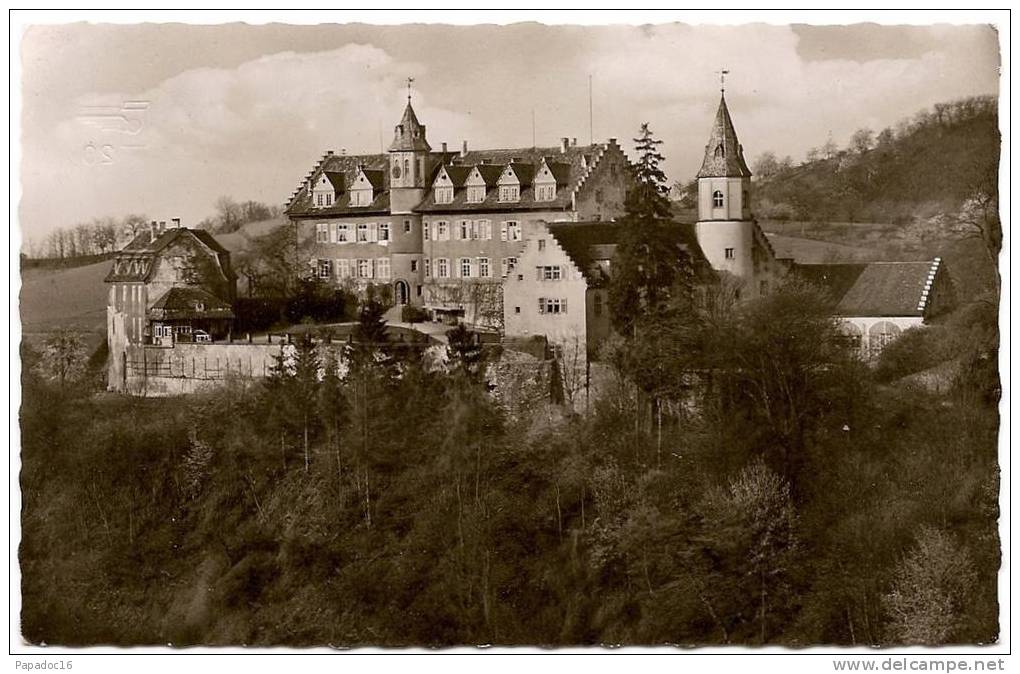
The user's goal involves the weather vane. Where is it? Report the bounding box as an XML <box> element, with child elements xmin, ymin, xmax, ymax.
<box><xmin>407</xmin><ymin>77</ymin><xmax>415</xmax><ymax>103</ymax></box>
<box><xmin>717</xmin><ymin>68</ymin><xmax>730</xmax><ymax>94</ymax></box>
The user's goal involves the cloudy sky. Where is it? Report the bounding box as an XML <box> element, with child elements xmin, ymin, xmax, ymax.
<box><xmin>18</xmin><ymin>20</ymin><xmax>1000</xmax><ymax>245</ymax></box>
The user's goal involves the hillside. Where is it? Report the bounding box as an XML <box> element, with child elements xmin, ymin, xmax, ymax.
<box><xmin>20</xmin><ymin>261</ymin><xmax>111</xmax><ymax>334</ymax></box>
<box><xmin>754</xmin><ymin>96</ymin><xmax>999</xmax><ymax>224</ymax></box>
<box><xmin>18</xmin><ymin>218</ymin><xmax>287</xmax><ymax>338</ymax></box>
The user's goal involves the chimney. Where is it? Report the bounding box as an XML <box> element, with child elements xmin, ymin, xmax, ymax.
<box><xmin>461</xmin><ymin>140</ymin><xmax>468</xmax><ymax>157</ymax></box>
<box><xmin>571</xmin><ymin>137</ymin><xmax>577</xmax><ymax>146</ymax></box>
<box><xmin>148</xmin><ymin>220</ymin><xmax>157</xmax><ymax>242</ymax></box>
<box><xmin>171</xmin><ymin>217</ymin><xmax>181</xmax><ymax>229</ymax></box>
<box><xmin>326</xmin><ymin>150</ymin><xmax>334</xmax><ymax>155</ymax></box>
<box><xmin>560</xmin><ymin>137</ymin><xmax>569</xmax><ymax>154</ymax></box>
<box><xmin>442</xmin><ymin>141</ymin><xmax>448</xmax><ymax>154</ymax></box>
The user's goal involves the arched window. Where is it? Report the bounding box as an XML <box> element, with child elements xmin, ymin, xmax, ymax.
<box><xmin>868</xmin><ymin>321</ymin><xmax>902</xmax><ymax>355</ymax></box>
<box><xmin>714</xmin><ymin>144</ymin><xmax>725</xmax><ymax>158</ymax></box>
<box><xmin>403</xmin><ymin>158</ymin><xmax>409</xmax><ymax>175</ymax></box>
<box><xmin>713</xmin><ymin>190</ymin><xmax>724</xmax><ymax>208</ymax></box>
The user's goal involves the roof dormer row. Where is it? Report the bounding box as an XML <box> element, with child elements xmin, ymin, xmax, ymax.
<box><xmin>433</xmin><ymin>157</ymin><xmax>571</xmax><ymax>205</ymax></box>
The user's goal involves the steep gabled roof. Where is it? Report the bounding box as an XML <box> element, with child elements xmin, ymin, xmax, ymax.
<box><xmin>106</xmin><ymin>228</ymin><xmax>233</xmax><ymax>282</ymax></box>
<box><xmin>359</xmin><ymin>168</ymin><xmax>386</xmax><ymax>190</ymax></box>
<box><xmin>795</xmin><ymin>260</ymin><xmax>944</xmax><ymax>317</ymax></box>
<box><xmin>468</xmin><ymin>164</ymin><xmax>504</xmax><ymax>186</ymax></box>
<box><xmin>546</xmin><ymin>220</ymin><xmax>712</xmax><ymax>287</ymax></box>
<box><xmin>321</xmin><ymin>171</ymin><xmax>345</xmax><ymax>191</ymax></box>
<box><xmin>697</xmin><ymin>94</ymin><xmax>752</xmax><ymax>179</ymax></box>
<box><xmin>437</xmin><ymin>164</ymin><xmax>473</xmax><ymax>187</ymax></box>
<box><xmin>542</xmin><ymin>160</ymin><xmax>572</xmax><ymax>185</ymax></box>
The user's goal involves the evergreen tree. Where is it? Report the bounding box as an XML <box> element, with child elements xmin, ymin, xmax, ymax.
<box><xmin>608</xmin><ymin>123</ymin><xmax>694</xmax><ymax>336</ymax></box>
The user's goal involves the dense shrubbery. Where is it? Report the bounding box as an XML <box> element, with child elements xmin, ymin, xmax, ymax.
<box><xmin>19</xmin><ymin>283</ymin><xmax>1000</xmax><ymax>647</ymax></box>
<box><xmin>401</xmin><ymin>305</ymin><xmax>430</xmax><ymax>324</ymax></box>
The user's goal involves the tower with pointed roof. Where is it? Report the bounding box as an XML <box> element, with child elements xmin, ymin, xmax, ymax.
<box><xmin>695</xmin><ymin>91</ymin><xmax>756</xmax><ymax>282</ymax></box>
<box><xmin>388</xmin><ymin>95</ymin><xmax>432</xmax><ymax>213</ymax></box>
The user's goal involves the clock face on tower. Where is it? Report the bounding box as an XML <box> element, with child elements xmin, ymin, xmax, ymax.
<box><xmin>392</xmin><ymin>164</ymin><xmax>402</xmax><ymax>179</ymax></box>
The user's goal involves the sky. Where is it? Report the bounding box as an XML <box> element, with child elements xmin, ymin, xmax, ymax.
<box><xmin>17</xmin><ymin>20</ymin><xmax>1000</xmax><ymax>246</ymax></box>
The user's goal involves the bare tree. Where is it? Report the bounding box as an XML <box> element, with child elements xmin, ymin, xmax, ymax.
<box><xmin>752</xmin><ymin>151</ymin><xmax>781</xmax><ymax>180</ymax></box>
<box><xmin>883</xmin><ymin>527</ymin><xmax>978</xmax><ymax>645</ymax></box>
<box><xmin>40</xmin><ymin>330</ymin><xmax>87</xmax><ymax>386</ymax></box>
<box><xmin>849</xmin><ymin>128</ymin><xmax>874</xmax><ymax>154</ymax></box>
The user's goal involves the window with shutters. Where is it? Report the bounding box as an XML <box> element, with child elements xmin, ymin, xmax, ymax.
<box><xmin>459</xmin><ymin>220</ymin><xmax>470</xmax><ymax>240</ymax></box>
<box><xmin>505</xmin><ymin>221</ymin><xmax>521</xmax><ymax>241</ymax></box>
<box><xmin>376</xmin><ymin>258</ymin><xmax>390</xmax><ymax>279</ymax></box>
<box><xmin>460</xmin><ymin>258</ymin><xmax>472</xmax><ymax>278</ymax></box>
<box><xmin>357</xmin><ymin>259</ymin><xmax>371</xmax><ymax>278</ymax></box>
<box><xmin>338</xmin><ymin>259</ymin><xmax>351</xmax><ymax>278</ymax></box>
<box><xmin>378</xmin><ymin>222</ymin><xmax>390</xmax><ymax>242</ymax></box>
<box><xmin>478</xmin><ymin>258</ymin><xmax>490</xmax><ymax>278</ymax></box>
<box><xmin>317</xmin><ymin>259</ymin><xmax>332</xmax><ymax>279</ymax></box>
<box><xmin>336</xmin><ymin>223</ymin><xmax>350</xmax><ymax>242</ymax></box>
<box><xmin>357</xmin><ymin>223</ymin><xmax>369</xmax><ymax>242</ymax></box>
<box><xmin>316</xmin><ymin>223</ymin><xmax>329</xmax><ymax>243</ymax></box>
<box><xmin>480</xmin><ymin>219</ymin><xmax>492</xmax><ymax>240</ymax></box>
<box><xmin>437</xmin><ymin>221</ymin><xmax>449</xmax><ymax>241</ymax></box>
<box><xmin>437</xmin><ymin>258</ymin><xmax>449</xmax><ymax>278</ymax></box>
<box><xmin>538</xmin><ymin>298</ymin><xmax>567</xmax><ymax>314</ymax></box>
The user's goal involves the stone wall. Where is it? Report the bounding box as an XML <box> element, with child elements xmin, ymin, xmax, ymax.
<box><xmin>120</xmin><ymin>342</ymin><xmax>286</xmax><ymax>396</ymax></box>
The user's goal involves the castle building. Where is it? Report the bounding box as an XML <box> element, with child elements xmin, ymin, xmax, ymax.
<box><xmin>284</xmin><ymin>97</ymin><xmax>635</xmax><ymax>327</ymax></box>
<box><xmin>694</xmin><ymin>93</ymin><xmax>787</xmax><ymax>297</ymax></box>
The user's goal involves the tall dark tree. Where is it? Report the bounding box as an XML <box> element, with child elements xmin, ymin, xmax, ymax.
<box><xmin>609</xmin><ymin>123</ymin><xmax>694</xmax><ymax>336</ymax></box>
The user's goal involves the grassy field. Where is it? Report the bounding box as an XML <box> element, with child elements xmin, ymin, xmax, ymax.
<box><xmin>20</xmin><ymin>260</ymin><xmax>111</xmax><ymax>334</ymax></box>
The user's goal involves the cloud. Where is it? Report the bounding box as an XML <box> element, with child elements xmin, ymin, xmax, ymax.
<box><xmin>24</xmin><ymin>43</ymin><xmax>489</xmax><ymax>235</ymax></box>
<box><xmin>19</xmin><ymin>24</ymin><xmax>1000</xmax><ymax>245</ymax></box>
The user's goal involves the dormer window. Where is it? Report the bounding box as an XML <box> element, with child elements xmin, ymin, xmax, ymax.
<box><xmin>714</xmin><ymin>144</ymin><xmax>725</xmax><ymax>158</ymax></box>
<box><xmin>466</xmin><ymin>186</ymin><xmax>486</xmax><ymax>203</ymax></box>
<box><xmin>713</xmin><ymin>190</ymin><xmax>724</xmax><ymax>208</ymax></box>
<box><xmin>352</xmin><ymin>190</ymin><xmax>371</xmax><ymax>206</ymax></box>
<box><xmin>499</xmin><ymin>185</ymin><xmax>520</xmax><ymax>202</ymax></box>
<box><xmin>435</xmin><ymin>186</ymin><xmax>454</xmax><ymax>204</ymax></box>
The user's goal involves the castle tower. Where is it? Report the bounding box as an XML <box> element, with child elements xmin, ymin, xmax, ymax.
<box><xmin>695</xmin><ymin>91</ymin><xmax>755</xmax><ymax>281</ymax></box>
<box><xmin>388</xmin><ymin>91</ymin><xmax>432</xmax><ymax>213</ymax></box>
